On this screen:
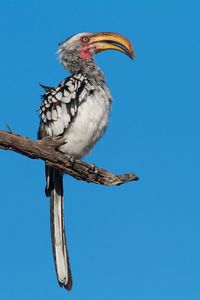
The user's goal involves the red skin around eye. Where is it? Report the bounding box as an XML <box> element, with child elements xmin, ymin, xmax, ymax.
<box><xmin>80</xmin><ymin>36</ymin><xmax>90</xmax><ymax>46</ymax></box>
<box><xmin>79</xmin><ymin>37</ymin><xmax>92</xmax><ymax>60</ymax></box>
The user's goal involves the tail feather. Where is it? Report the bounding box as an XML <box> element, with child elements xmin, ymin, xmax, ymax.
<box><xmin>47</xmin><ymin>166</ymin><xmax>72</xmax><ymax>290</ymax></box>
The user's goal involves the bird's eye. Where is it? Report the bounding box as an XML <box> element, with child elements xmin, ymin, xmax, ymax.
<box><xmin>82</xmin><ymin>37</ymin><xmax>89</xmax><ymax>43</ymax></box>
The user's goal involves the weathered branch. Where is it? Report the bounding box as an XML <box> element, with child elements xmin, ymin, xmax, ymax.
<box><xmin>0</xmin><ymin>130</ymin><xmax>139</xmax><ymax>186</ymax></box>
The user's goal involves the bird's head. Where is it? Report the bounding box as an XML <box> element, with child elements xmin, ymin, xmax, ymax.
<box><xmin>58</xmin><ymin>32</ymin><xmax>134</xmax><ymax>76</ymax></box>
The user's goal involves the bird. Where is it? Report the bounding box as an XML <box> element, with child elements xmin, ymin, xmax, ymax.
<box><xmin>38</xmin><ymin>32</ymin><xmax>134</xmax><ymax>291</ymax></box>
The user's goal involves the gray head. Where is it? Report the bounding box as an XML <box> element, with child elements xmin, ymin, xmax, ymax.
<box><xmin>58</xmin><ymin>32</ymin><xmax>134</xmax><ymax>77</ymax></box>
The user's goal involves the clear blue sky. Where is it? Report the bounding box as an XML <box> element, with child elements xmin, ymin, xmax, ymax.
<box><xmin>0</xmin><ymin>0</ymin><xmax>200</xmax><ymax>299</ymax></box>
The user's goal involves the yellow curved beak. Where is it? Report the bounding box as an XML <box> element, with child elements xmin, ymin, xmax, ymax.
<box><xmin>89</xmin><ymin>32</ymin><xmax>135</xmax><ymax>59</ymax></box>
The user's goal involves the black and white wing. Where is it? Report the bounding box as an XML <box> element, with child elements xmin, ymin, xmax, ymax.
<box><xmin>38</xmin><ymin>73</ymin><xmax>91</xmax><ymax>138</ymax></box>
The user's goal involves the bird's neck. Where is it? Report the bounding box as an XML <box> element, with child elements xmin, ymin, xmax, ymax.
<box><xmin>61</xmin><ymin>51</ymin><xmax>106</xmax><ymax>85</ymax></box>
<box><xmin>81</xmin><ymin>64</ymin><xmax>105</xmax><ymax>86</ymax></box>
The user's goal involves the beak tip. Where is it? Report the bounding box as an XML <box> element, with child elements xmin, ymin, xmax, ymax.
<box><xmin>129</xmin><ymin>51</ymin><xmax>135</xmax><ymax>60</ymax></box>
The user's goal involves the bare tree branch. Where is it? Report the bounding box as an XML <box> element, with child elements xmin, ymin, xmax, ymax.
<box><xmin>0</xmin><ymin>130</ymin><xmax>139</xmax><ymax>186</ymax></box>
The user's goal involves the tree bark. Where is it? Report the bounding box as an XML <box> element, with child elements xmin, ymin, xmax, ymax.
<box><xmin>0</xmin><ymin>130</ymin><xmax>139</xmax><ymax>186</ymax></box>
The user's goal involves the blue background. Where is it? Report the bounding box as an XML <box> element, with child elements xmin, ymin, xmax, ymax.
<box><xmin>0</xmin><ymin>1</ymin><xmax>200</xmax><ymax>299</ymax></box>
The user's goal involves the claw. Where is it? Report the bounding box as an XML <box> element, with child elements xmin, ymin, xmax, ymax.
<box><xmin>90</xmin><ymin>164</ymin><xmax>99</xmax><ymax>176</ymax></box>
<box><xmin>67</xmin><ymin>155</ymin><xmax>75</xmax><ymax>167</ymax></box>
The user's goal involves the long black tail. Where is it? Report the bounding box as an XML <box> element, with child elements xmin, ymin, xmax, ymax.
<box><xmin>46</xmin><ymin>166</ymin><xmax>72</xmax><ymax>290</ymax></box>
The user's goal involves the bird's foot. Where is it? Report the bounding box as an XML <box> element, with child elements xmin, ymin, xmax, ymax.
<box><xmin>67</xmin><ymin>155</ymin><xmax>75</xmax><ymax>167</ymax></box>
<box><xmin>90</xmin><ymin>163</ymin><xmax>99</xmax><ymax>177</ymax></box>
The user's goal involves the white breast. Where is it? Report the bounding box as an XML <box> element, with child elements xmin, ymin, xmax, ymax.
<box><xmin>59</xmin><ymin>87</ymin><xmax>111</xmax><ymax>158</ymax></box>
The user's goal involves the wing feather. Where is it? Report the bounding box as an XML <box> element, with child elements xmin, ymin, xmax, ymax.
<box><xmin>39</xmin><ymin>74</ymin><xmax>88</xmax><ymax>137</ymax></box>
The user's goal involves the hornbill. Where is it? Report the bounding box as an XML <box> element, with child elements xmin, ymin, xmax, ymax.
<box><xmin>38</xmin><ymin>32</ymin><xmax>134</xmax><ymax>290</ymax></box>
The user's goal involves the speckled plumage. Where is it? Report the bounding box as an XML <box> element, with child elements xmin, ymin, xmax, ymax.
<box><xmin>38</xmin><ymin>73</ymin><xmax>111</xmax><ymax>158</ymax></box>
